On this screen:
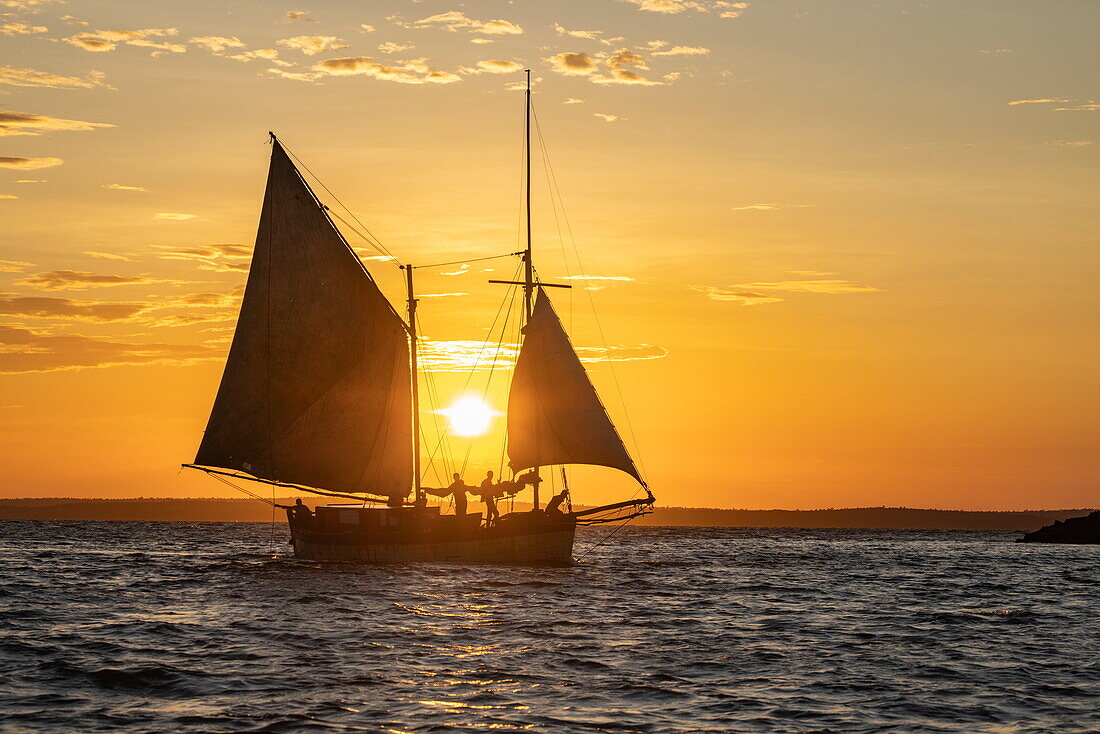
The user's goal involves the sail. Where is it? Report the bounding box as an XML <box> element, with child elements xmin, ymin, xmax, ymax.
<box><xmin>194</xmin><ymin>141</ymin><xmax>412</xmax><ymax>497</ymax></box>
<box><xmin>507</xmin><ymin>288</ymin><xmax>642</xmax><ymax>483</ymax></box>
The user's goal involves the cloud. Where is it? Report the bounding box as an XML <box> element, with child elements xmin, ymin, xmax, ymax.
<box><xmin>1054</xmin><ymin>101</ymin><xmax>1100</xmax><ymax>112</ymax></box>
<box><xmin>981</xmin><ymin>48</ymin><xmax>1012</xmax><ymax>55</ymax></box>
<box><xmin>1048</xmin><ymin>140</ymin><xmax>1092</xmax><ymax>147</ymax></box>
<box><xmin>378</xmin><ymin>41</ymin><xmax>414</xmax><ymax>54</ymax></box>
<box><xmin>547</xmin><ymin>52</ymin><xmax>598</xmax><ymax>76</ymax></box>
<box><xmin>593</xmin><ymin>48</ymin><xmax>663</xmax><ymax>86</ymax></box>
<box><xmin>594</xmin><ymin>113</ymin><xmax>622</xmax><ymax>122</ymax></box>
<box><xmin>360</xmin><ymin>24</ymin><xmax>376</xmax><ymax>33</ymax></box>
<box><xmin>102</xmin><ymin>183</ymin><xmax>146</xmax><ymax>191</ymax></box>
<box><xmin>564</xmin><ymin>97</ymin><xmax>584</xmax><ymax>104</ymax></box>
<box><xmin>14</xmin><ymin>270</ymin><xmax>182</xmax><ymax>290</ymax></box>
<box><xmin>0</xmin><ymin>156</ymin><xmax>63</xmax><ymax>170</ymax></box>
<box><xmin>0</xmin><ymin>324</ymin><xmax>216</xmax><ymax>374</ymax></box>
<box><xmin>2</xmin><ymin>22</ymin><xmax>47</xmax><ymax>35</ymax></box>
<box><xmin>265</xmin><ymin>68</ymin><xmax>319</xmax><ymax>82</ymax></box>
<box><xmin>154</xmin><ymin>212</ymin><xmax>197</xmax><ymax>220</ymax></box>
<box><xmin>553</xmin><ymin>23</ymin><xmax>620</xmax><ymax>46</ymax></box>
<box><xmin>620</xmin><ymin>0</ymin><xmax>749</xmax><ymax>17</ymax></box>
<box><xmin>64</xmin><ymin>28</ymin><xmax>186</xmax><ymax>55</ymax></box>
<box><xmin>652</xmin><ymin>45</ymin><xmax>709</xmax><ymax>56</ymax></box>
<box><xmin>692</xmin><ymin>278</ymin><xmax>880</xmax><ymax>305</ymax></box>
<box><xmin>467</xmin><ymin>59</ymin><xmax>523</xmax><ymax>74</ymax></box>
<box><xmin>0</xmin><ymin>293</ymin><xmax>151</xmax><ymax>321</ymax></box>
<box><xmin>60</xmin><ymin>15</ymin><xmax>87</xmax><ymax>26</ymax></box>
<box><xmin>189</xmin><ymin>36</ymin><xmax>245</xmax><ymax>53</ymax></box>
<box><xmin>1007</xmin><ymin>98</ymin><xmax>1063</xmax><ymax>106</ymax></box>
<box><xmin>153</xmin><ymin>244</ymin><xmax>251</xmax><ymax>272</ymax></box>
<box><xmin>0</xmin><ymin>110</ymin><xmax>114</xmax><ymax>137</ymax></box>
<box><xmin>312</xmin><ymin>57</ymin><xmax>461</xmax><ymax>85</ymax></box>
<box><xmin>227</xmin><ymin>48</ymin><xmax>287</xmax><ymax>65</ymax></box>
<box><xmin>16</xmin><ymin>179</ymin><xmax>45</xmax><ymax>183</ymax></box>
<box><xmin>84</xmin><ymin>251</ymin><xmax>137</xmax><ymax>261</ymax></box>
<box><xmin>690</xmin><ymin>286</ymin><xmax>783</xmax><ymax>305</ymax></box>
<box><xmin>418</xmin><ymin>292</ymin><xmax>469</xmax><ymax>298</ymax></box>
<box><xmin>730</xmin><ymin>203</ymin><xmax>813</xmax><ymax>211</ymax></box>
<box><xmin>277</xmin><ymin>35</ymin><xmax>349</xmax><ymax>55</ymax></box>
<box><xmin>560</xmin><ymin>275</ymin><xmax>634</xmax><ymax>282</ymax></box>
<box><xmin>0</xmin><ymin>194</ymin><xmax>18</xmax><ymax>200</ymax></box>
<box><xmin>418</xmin><ymin>338</ymin><xmax>667</xmax><ymax>372</ymax></box>
<box><xmin>0</xmin><ymin>260</ymin><xmax>33</xmax><ymax>272</ymax></box>
<box><xmin>410</xmin><ymin>11</ymin><xmax>524</xmax><ymax>36</ymax></box>
<box><xmin>0</xmin><ymin>66</ymin><xmax>113</xmax><ymax>90</ymax></box>
<box><xmin>285</xmin><ymin>10</ymin><xmax>315</xmax><ymax>22</ymax></box>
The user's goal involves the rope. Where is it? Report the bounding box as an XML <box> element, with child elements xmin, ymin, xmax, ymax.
<box><xmin>416</xmin><ymin>252</ymin><xmax>523</xmax><ymax>270</ymax></box>
<box><xmin>573</xmin><ymin>515</ymin><xmax>636</xmax><ymax>562</ymax></box>
<box><xmin>280</xmin><ymin>141</ymin><xmax>397</xmax><ymax>262</ymax></box>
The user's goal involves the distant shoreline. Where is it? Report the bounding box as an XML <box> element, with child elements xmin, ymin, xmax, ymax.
<box><xmin>0</xmin><ymin>498</ymin><xmax>1093</xmax><ymax>531</ymax></box>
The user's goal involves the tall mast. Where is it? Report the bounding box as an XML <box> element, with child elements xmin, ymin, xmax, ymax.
<box><xmin>523</xmin><ymin>69</ymin><xmax>534</xmax><ymax>321</ymax></box>
<box><xmin>405</xmin><ymin>264</ymin><xmax>422</xmax><ymax>504</ymax></box>
<box><xmin>523</xmin><ymin>68</ymin><xmax>541</xmax><ymax>510</ymax></box>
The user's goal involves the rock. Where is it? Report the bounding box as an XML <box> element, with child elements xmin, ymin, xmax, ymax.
<box><xmin>1018</xmin><ymin>510</ymin><xmax>1100</xmax><ymax>544</ymax></box>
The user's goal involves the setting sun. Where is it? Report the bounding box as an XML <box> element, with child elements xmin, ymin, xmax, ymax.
<box><xmin>440</xmin><ymin>397</ymin><xmax>498</xmax><ymax>437</ymax></box>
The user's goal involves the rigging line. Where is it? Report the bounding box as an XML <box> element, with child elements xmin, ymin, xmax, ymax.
<box><xmin>279</xmin><ymin>141</ymin><xmax>397</xmax><ymax>262</ymax></box>
<box><xmin>535</xmin><ymin>121</ymin><xmax>649</xmax><ymax>485</ymax></box>
<box><xmin>327</xmin><ymin>209</ymin><xmax>399</xmax><ymax>263</ymax></box>
<box><xmin>573</xmin><ymin>514</ymin><xmax>637</xmax><ymax>562</ymax></box>
<box><xmin>416</xmin><ymin>252</ymin><xmax>524</xmax><ymax>270</ymax></box>
<box><xmin>460</xmin><ymin>268</ymin><xmax>521</xmax><ymax>475</ymax></box>
<box><xmin>531</xmin><ymin>103</ymin><xmax>574</xmax><ymax>329</ymax></box>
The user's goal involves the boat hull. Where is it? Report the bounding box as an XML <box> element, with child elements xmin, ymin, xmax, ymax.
<box><xmin>287</xmin><ymin>506</ymin><xmax>576</xmax><ymax>564</ymax></box>
<box><xmin>291</xmin><ymin>526</ymin><xmax>575</xmax><ymax>564</ymax></box>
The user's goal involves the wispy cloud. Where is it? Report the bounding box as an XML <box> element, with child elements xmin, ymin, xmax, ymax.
<box><xmin>730</xmin><ymin>203</ymin><xmax>813</xmax><ymax>212</ymax></box>
<box><xmin>154</xmin><ymin>212</ymin><xmax>197</xmax><ymax>221</ymax></box>
<box><xmin>1048</xmin><ymin>140</ymin><xmax>1092</xmax><ymax>147</ymax></box>
<box><xmin>64</xmin><ymin>28</ymin><xmax>186</xmax><ymax>55</ymax></box>
<box><xmin>418</xmin><ymin>339</ymin><xmax>667</xmax><ymax>372</ymax></box>
<box><xmin>102</xmin><ymin>183</ymin><xmax>146</xmax><ymax>191</ymax></box>
<box><xmin>463</xmin><ymin>59</ymin><xmax>523</xmax><ymax>74</ymax></box>
<box><xmin>277</xmin><ymin>35</ymin><xmax>349</xmax><ymax>56</ymax></box>
<box><xmin>0</xmin><ymin>110</ymin><xmax>114</xmax><ymax>137</ymax></box>
<box><xmin>652</xmin><ymin>45</ymin><xmax>709</xmax><ymax>56</ymax></box>
<box><xmin>692</xmin><ymin>278</ymin><xmax>880</xmax><ymax>305</ymax></box>
<box><xmin>553</xmin><ymin>23</ymin><xmax>621</xmax><ymax>46</ymax></box>
<box><xmin>14</xmin><ymin>270</ymin><xmax>173</xmax><ymax>290</ymax></box>
<box><xmin>84</xmin><ymin>251</ymin><xmax>137</xmax><ymax>261</ymax></box>
<box><xmin>378</xmin><ymin>41</ymin><xmax>414</xmax><ymax>54</ymax></box>
<box><xmin>0</xmin><ymin>293</ymin><xmax>151</xmax><ymax>321</ymax></box>
<box><xmin>620</xmin><ymin>0</ymin><xmax>749</xmax><ymax>19</ymax></box>
<box><xmin>0</xmin><ymin>194</ymin><xmax>18</xmax><ymax>200</ymax></box>
<box><xmin>564</xmin><ymin>97</ymin><xmax>584</xmax><ymax>104</ymax></box>
<box><xmin>311</xmin><ymin>56</ymin><xmax>461</xmax><ymax>85</ymax></box>
<box><xmin>406</xmin><ymin>11</ymin><xmax>524</xmax><ymax>36</ymax></box>
<box><xmin>0</xmin><ymin>66</ymin><xmax>113</xmax><ymax>90</ymax></box>
<box><xmin>0</xmin><ymin>324</ymin><xmax>216</xmax><ymax>374</ymax></box>
<box><xmin>188</xmin><ymin>36</ymin><xmax>245</xmax><ymax>53</ymax></box>
<box><xmin>1007</xmin><ymin>97</ymin><xmax>1099</xmax><ymax>111</ymax></box>
<box><xmin>285</xmin><ymin>10</ymin><xmax>316</xmax><ymax>23</ymax></box>
<box><xmin>0</xmin><ymin>156</ymin><xmax>63</xmax><ymax>170</ymax></box>
<box><xmin>153</xmin><ymin>244</ymin><xmax>251</xmax><ymax>272</ymax></box>
<box><xmin>1</xmin><ymin>22</ymin><xmax>47</xmax><ymax>35</ymax></box>
<box><xmin>594</xmin><ymin>113</ymin><xmax>623</xmax><ymax>122</ymax></box>
<box><xmin>0</xmin><ymin>260</ymin><xmax>33</xmax><ymax>272</ymax></box>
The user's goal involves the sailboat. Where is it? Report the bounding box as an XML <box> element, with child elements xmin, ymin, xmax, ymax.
<box><xmin>183</xmin><ymin>72</ymin><xmax>654</xmax><ymax>563</ymax></box>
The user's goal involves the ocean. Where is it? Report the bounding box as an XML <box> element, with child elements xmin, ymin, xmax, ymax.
<box><xmin>1</xmin><ymin>522</ymin><xmax>1097</xmax><ymax>733</ymax></box>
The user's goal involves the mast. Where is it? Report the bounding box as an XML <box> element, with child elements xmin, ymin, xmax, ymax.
<box><xmin>405</xmin><ymin>264</ymin><xmax>422</xmax><ymax>504</ymax></box>
<box><xmin>523</xmin><ymin>68</ymin><xmax>540</xmax><ymax>509</ymax></box>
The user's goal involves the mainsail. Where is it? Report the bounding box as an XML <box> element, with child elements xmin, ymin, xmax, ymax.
<box><xmin>194</xmin><ymin>140</ymin><xmax>412</xmax><ymax>497</ymax></box>
<box><xmin>507</xmin><ymin>288</ymin><xmax>643</xmax><ymax>484</ymax></box>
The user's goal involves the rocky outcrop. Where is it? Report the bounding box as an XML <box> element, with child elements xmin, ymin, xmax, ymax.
<box><xmin>1019</xmin><ymin>510</ymin><xmax>1100</xmax><ymax>544</ymax></box>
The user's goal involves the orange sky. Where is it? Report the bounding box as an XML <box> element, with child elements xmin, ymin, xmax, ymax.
<box><xmin>2</xmin><ymin>0</ymin><xmax>1098</xmax><ymax>509</ymax></box>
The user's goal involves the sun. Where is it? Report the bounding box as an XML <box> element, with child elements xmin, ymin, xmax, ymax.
<box><xmin>441</xmin><ymin>396</ymin><xmax>498</xmax><ymax>437</ymax></box>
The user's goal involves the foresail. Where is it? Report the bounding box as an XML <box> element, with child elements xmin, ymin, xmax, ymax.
<box><xmin>507</xmin><ymin>288</ymin><xmax>642</xmax><ymax>484</ymax></box>
<box><xmin>194</xmin><ymin>141</ymin><xmax>412</xmax><ymax>497</ymax></box>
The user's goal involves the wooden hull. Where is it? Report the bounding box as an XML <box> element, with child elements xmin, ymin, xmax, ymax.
<box><xmin>287</xmin><ymin>506</ymin><xmax>576</xmax><ymax>564</ymax></box>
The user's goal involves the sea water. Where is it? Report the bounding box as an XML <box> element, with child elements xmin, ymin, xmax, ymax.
<box><xmin>1</xmin><ymin>522</ymin><xmax>1097</xmax><ymax>733</ymax></box>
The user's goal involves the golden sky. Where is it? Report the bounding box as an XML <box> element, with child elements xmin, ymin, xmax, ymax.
<box><xmin>2</xmin><ymin>0</ymin><xmax>1098</xmax><ymax>509</ymax></box>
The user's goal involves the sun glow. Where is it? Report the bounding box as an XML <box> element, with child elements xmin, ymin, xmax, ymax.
<box><xmin>440</xmin><ymin>396</ymin><xmax>498</xmax><ymax>437</ymax></box>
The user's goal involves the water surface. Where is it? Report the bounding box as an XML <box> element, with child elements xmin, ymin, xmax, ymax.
<box><xmin>1</xmin><ymin>522</ymin><xmax>1097</xmax><ymax>732</ymax></box>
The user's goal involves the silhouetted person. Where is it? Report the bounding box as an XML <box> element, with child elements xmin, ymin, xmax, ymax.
<box><xmin>291</xmin><ymin>498</ymin><xmax>312</xmax><ymax>525</ymax></box>
<box><xmin>478</xmin><ymin>471</ymin><xmax>501</xmax><ymax>526</ymax></box>
<box><xmin>545</xmin><ymin>490</ymin><xmax>568</xmax><ymax>516</ymax></box>
<box><xmin>425</xmin><ymin>473</ymin><xmax>470</xmax><ymax>516</ymax></box>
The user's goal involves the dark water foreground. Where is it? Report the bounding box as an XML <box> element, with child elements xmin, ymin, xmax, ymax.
<box><xmin>1</xmin><ymin>522</ymin><xmax>1097</xmax><ymax>733</ymax></box>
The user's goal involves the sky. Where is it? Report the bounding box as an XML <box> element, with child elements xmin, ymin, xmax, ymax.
<box><xmin>1</xmin><ymin>0</ymin><xmax>1097</xmax><ymax>510</ymax></box>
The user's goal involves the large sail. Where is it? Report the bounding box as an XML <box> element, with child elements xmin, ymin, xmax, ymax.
<box><xmin>507</xmin><ymin>288</ymin><xmax>642</xmax><ymax>483</ymax></box>
<box><xmin>194</xmin><ymin>141</ymin><xmax>412</xmax><ymax>497</ymax></box>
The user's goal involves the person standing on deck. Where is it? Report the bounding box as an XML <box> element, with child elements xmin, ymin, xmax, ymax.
<box><xmin>425</xmin><ymin>473</ymin><xmax>470</xmax><ymax>516</ymax></box>
<box><xmin>478</xmin><ymin>471</ymin><xmax>501</xmax><ymax>526</ymax></box>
